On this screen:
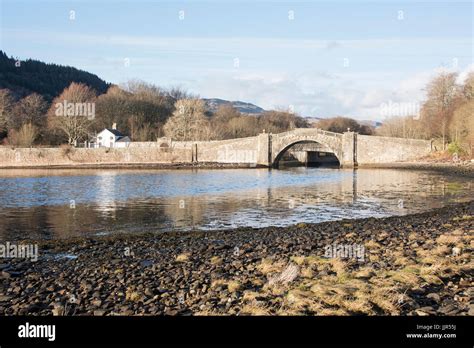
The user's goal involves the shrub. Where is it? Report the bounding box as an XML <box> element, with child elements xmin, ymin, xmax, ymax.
<box><xmin>447</xmin><ymin>142</ymin><xmax>465</xmax><ymax>155</ymax></box>
<box><xmin>7</xmin><ymin>123</ymin><xmax>37</xmax><ymax>147</ymax></box>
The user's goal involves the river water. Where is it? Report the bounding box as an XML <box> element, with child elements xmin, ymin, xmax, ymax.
<box><xmin>0</xmin><ymin>167</ymin><xmax>472</xmax><ymax>240</ymax></box>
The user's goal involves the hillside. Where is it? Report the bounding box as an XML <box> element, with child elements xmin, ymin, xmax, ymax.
<box><xmin>0</xmin><ymin>51</ymin><xmax>110</xmax><ymax>101</ymax></box>
<box><xmin>203</xmin><ymin>98</ymin><xmax>265</xmax><ymax>114</ymax></box>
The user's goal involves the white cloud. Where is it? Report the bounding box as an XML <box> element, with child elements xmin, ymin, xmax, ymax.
<box><xmin>194</xmin><ymin>64</ymin><xmax>473</xmax><ymax>121</ymax></box>
<box><xmin>457</xmin><ymin>63</ymin><xmax>474</xmax><ymax>83</ymax></box>
<box><xmin>4</xmin><ymin>29</ymin><xmax>471</xmax><ymax>121</ymax></box>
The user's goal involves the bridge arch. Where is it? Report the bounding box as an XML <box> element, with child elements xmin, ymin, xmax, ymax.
<box><xmin>270</xmin><ymin>129</ymin><xmax>344</xmax><ymax>167</ymax></box>
<box><xmin>272</xmin><ymin>140</ymin><xmax>341</xmax><ymax>168</ymax></box>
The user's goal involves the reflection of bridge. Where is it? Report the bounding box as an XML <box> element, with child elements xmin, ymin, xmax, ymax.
<box><xmin>173</xmin><ymin>128</ymin><xmax>433</xmax><ymax>168</ymax></box>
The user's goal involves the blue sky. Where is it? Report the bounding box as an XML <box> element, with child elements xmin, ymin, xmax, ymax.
<box><xmin>1</xmin><ymin>0</ymin><xmax>473</xmax><ymax>120</ymax></box>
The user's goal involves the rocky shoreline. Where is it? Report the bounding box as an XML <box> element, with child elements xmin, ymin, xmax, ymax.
<box><xmin>0</xmin><ymin>200</ymin><xmax>472</xmax><ymax>316</ymax></box>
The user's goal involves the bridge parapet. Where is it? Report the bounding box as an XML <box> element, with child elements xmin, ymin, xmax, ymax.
<box><xmin>164</xmin><ymin>128</ymin><xmax>433</xmax><ymax>168</ymax></box>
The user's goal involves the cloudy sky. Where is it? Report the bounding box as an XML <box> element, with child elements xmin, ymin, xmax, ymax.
<box><xmin>1</xmin><ymin>0</ymin><xmax>472</xmax><ymax>121</ymax></box>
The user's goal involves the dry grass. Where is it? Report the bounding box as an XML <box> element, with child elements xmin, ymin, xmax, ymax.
<box><xmin>241</xmin><ymin>301</ymin><xmax>271</xmax><ymax>315</ymax></box>
<box><xmin>408</xmin><ymin>232</ymin><xmax>419</xmax><ymax>241</ymax></box>
<box><xmin>125</xmin><ymin>288</ymin><xmax>142</xmax><ymax>302</ymax></box>
<box><xmin>452</xmin><ymin>215</ymin><xmax>473</xmax><ymax>221</ymax></box>
<box><xmin>354</xmin><ymin>267</ymin><xmax>376</xmax><ymax>280</ymax></box>
<box><xmin>227</xmin><ymin>280</ymin><xmax>242</xmax><ymax>293</ymax></box>
<box><xmin>387</xmin><ymin>267</ymin><xmax>421</xmax><ymax>287</ymax></box>
<box><xmin>175</xmin><ymin>253</ymin><xmax>191</xmax><ymax>262</ymax></box>
<box><xmin>242</xmin><ymin>291</ymin><xmax>260</xmax><ymax>302</ymax></box>
<box><xmin>284</xmin><ymin>289</ymin><xmax>323</xmax><ymax>312</ymax></box>
<box><xmin>238</xmin><ymin>225</ymin><xmax>472</xmax><ymax>316</ymax></box>
<box><xmin>256</xmin><ymin>257</ymin><xmax>286</xmax><ymax>275</ymax></box>
<box><xmin>365</xmin><ymin>240</ymin><xmax>382</xmax><ymax>250</ymax></box>
<box><xmin>437</xmin><ymin>234</ymin><xmax>462</xmax><ymax>246</ymax></box>
<box><xmin>211</xmin><ymin>279</ymin><xmax>242</xmax><ymax>293</ymax></box>
<box><xmin>210</xmin><ymin>256</ymin><xmax>223</xmax><ymax>265</ymax></box>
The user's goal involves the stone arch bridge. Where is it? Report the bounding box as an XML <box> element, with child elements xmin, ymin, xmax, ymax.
<box><xmin>166</xmin><ymin>128</ymin><xmax>433</xmax><ymax>168</ymax></box>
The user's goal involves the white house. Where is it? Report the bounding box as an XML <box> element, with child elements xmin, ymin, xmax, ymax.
<box><xmin>94</xmin><ymin>124</ymin><xmax>131</xmax><ymax>148</ymax></box>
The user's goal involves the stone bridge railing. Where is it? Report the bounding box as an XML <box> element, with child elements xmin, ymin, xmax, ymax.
<box><xmin>168</xmin><ymin>128</ymin><xmax>432</xmax><ymax>168</ymax></box>
<box><xmin>0</xmin><ymin>129</ymin><xmax>434</xmax><ymax>168</ymax></box>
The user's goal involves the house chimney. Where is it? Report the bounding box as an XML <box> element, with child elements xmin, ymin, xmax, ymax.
<box><xmin>112</xmin><ymin>123</ymin><xmax>117</xmax><ymax>130</ymax></box>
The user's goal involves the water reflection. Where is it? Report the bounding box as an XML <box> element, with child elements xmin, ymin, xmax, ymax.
<box><xmin>0</xmin><ymin>167</ymin><xmax>472</xmax><ymax>240</ymax></box>
<box><xmin>95</xmin><ymin>172</ymin><xmax>119</xmax><ymax>218</ymax></box>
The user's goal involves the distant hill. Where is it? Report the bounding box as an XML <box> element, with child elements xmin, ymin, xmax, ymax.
<box><xmin>310</xmin><ymin>117</ymin><xmax>383</xmax><ymax>128</ymax></box>
<box><xmin>203</xmin><ymin>98</ymin><xmax>266</xmax><ymax>114</ymax></box>
<box><xmin>0</xmin><ymin>51</ymin><xmax>110</xmax><ymax>101</ymax></box>
<box><xmin>359</xmin><ymin>119</ymin><xmax>383</xmax><ymax>128</ymax></box>
<box><xmin>303</xmin><ymin>116</ymin><xmax>323</xmax><ymax>125</ymax></box>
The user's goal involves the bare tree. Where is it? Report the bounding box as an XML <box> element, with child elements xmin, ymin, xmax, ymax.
<box><xmin>258</xmin><ymin>110</ymin><xmax>308</xmax><ymax>134</ymax></box>
<box><xmin>167</xmin><ymin>86</ymin><xmax>198</xmax><ymax>101</ymax></box>
<box><xmin>450</xmin><ymin>100</ymin><xmax>474</xmax><ymax>154</ymax></box>
<box><xmin>163</xmin><ymin>99</ymin><xmax>209</xmax><ymax>141</ymax></box>
<box><xmin>376</xmin><ymin>116</ymin><xmax>427</xmax><ymax>139</ymax></box>
<box><xmin>95</xmin><ymin>83</ymin><xmax>174</xmax><ymax>140</ymax></box>
<box><xmin>48</xmin><ymin>82</ymin><xmax>96</xmax><ymax>145</ymax></box>
<box><xmin>8</xmin><ymin>123</ymin><xmax>37</xmax><ymax>147</ymax></box>
<box><xmin>209</xmin><ymin>104</ymin><xmax>242</xmax><ymax>139</ymax></box>
<box><xmin>227</xmin><ymin>116</ymin><xmax>259</xmax><ymax>138</ymax></box>
<box><xmin>316</xmin><ymin>116</ymin><xmax>373</xmax><ymax>135</ymax></box>
<box><xmin>134</xmin><ymin>123</ymin><xmax>153</xmax><ymax>141</ymax></box>
<box><xmin>421</xmin><ymin>72</ymin><xmax>460</xmax><ymax>148</ymax></box>
<box><xmin>462</xmin><ymin>71</ymin><xmax>474</xmax><ymax>100</ymax></box>
<box><xmin>9</xmin><ymin>93</ymin><xmax>47</xmax><ymax>130</ymax></box>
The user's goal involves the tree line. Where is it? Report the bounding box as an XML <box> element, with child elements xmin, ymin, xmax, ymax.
<box><xmin>0</xmin><ymin>81</ymin><xmax>308</xmax><ymax>146</ymax></box>
<box><xmin>0</xmin><ymin>67</ymin><xmax>472</xmax><ymax>154</ymax></box>
<box><xmin>0</xmin><ymin>51</ymin><xmax>109</xmax><ymax>101</ymax></box>
<box><xmin>376</xmin><ymin>71</ymin><xmax>474</xmax><ymax>154</ymax></box>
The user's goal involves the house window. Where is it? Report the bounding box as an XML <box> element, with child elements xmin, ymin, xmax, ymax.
<box><xmin>110</xmin><ymin>136</ymin><xmax>114</xmax><ymax>140</ymax></box>
<box><xmin>99</xmin><ymin>142</ymin><xmax>102</xmax><ymax>146</ymax></box>
<box><xmin>98</xmin><ymin>136</ymin><xmax>102</xmax><ymax>140</ymax></box>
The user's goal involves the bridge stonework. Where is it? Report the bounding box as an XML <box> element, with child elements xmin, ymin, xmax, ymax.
<box><xmin>193</xmin><ymin>128</ymin><xmax>432</xmax><ymax>168</ymax></box>
<box><xmin>0</xmin><ymin>129</ymin><xmax>433</xmax><ymax>168</ymax></box>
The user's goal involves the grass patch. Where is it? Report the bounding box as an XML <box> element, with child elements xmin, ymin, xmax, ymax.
<box><xmin>210</xmin><ymin>256</ymin><xmax>223</xmax><ymax>265</ymax></box>
<box><xmin>175</xmin><ymin>253</ymin><xmax>191</xmax><ymax>262</ymax></box>
<box><xmin>237</xmin><ymin>226</ymin><xmax>471</xmax><ymax>315</ymax></box>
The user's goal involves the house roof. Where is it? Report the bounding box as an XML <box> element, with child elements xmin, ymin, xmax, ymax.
<box><xmin>116</xmin><ymin>136</ymin><xmax>131</xmax><ymax>142</ymax></box>
<box><xmin>104</xmin><ymin>128</ymin><xmax>125</xmax><ymax>137</ymax></box>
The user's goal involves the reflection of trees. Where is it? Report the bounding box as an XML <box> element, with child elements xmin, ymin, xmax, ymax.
<box><xmin>0</xmin><ymin>169</ymin><xmax>472</xmax><ymax>240</ymax></box>
<box><xmin>0</xmin><ymin>206</ymin><xmax>52</xmax><ymax>240</ymax></box>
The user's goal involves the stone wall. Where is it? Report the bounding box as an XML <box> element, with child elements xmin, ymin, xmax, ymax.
<box><xmin>356</xmin><ymin>135</ymin><xmax>432</xmax><ymax>164</ymax></box>
<box><xmin>195</xmin><ymin>136</ymin><xmax>260</xmax><ymax>164</ymax></box>
<box><xmin>0</xmin><ymin>130</ymin><xmax>434</xmax><ymax>168</ymax></box>
<box><xmin>0</xmin><ymin>147</ymin><xmax>191</xmax><ymax>167</ymax></box>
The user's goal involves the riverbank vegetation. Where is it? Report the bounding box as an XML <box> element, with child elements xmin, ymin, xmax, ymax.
<box><xmin>0</xmin><ymin>80</ymin><xmax>307</xmax><ymax>146</ymax></box>
<box><xmin>376</xmin><ymin>72</ymin><xmax>474</xmax><ymax>156</ymax></box>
